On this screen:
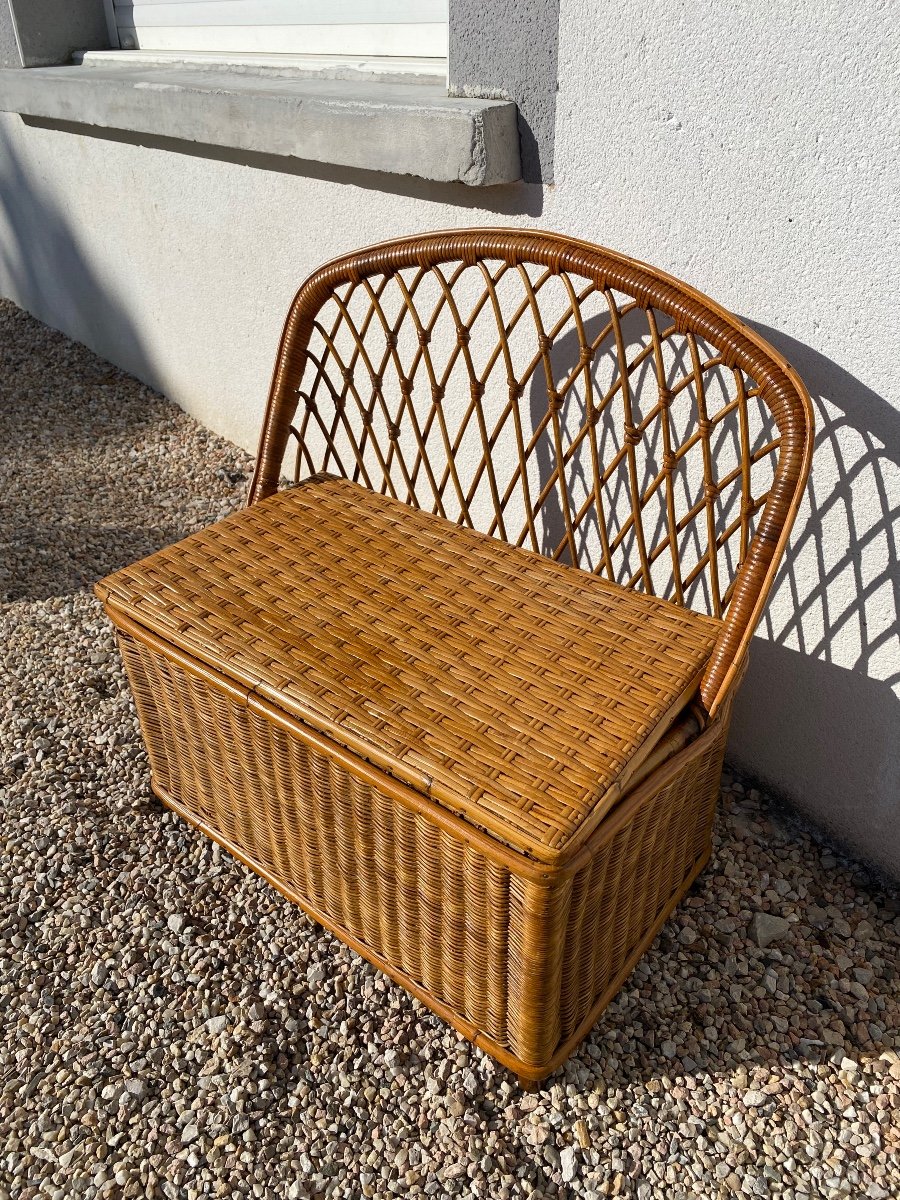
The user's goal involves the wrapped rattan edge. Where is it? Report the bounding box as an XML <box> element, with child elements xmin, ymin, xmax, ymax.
<box><xmin>98</xmin><ymin>600</ymin><xmax>730</xmax><ymax>878</ymax></box>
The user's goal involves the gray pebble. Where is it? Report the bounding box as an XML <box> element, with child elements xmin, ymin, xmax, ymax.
<box><xmin>750</xmin><ymin>912</ymin><xmax>791</xmax><ymax>948</ymax></box>
<box><xmin>560</xmin><ymin>1145</ymin><xmax>578</xmax><ymax>1182</ymax></box>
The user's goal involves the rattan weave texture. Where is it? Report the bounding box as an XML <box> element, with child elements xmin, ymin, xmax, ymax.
<box><xmin>96</xmin><ymin>230</ymin><xmax>814</xmax><ymax>1080</ymax></box>
<box><xmin>111</xmin><ymin>618</ymin><xmax>729</xmax><ymax>1073</ymax></box>
<box><xmin>250</xmin><ymin>230</ymin><xmax>814</xmax><ymax>719</ymax></box>
<box><xmin>97</xmin><ymin>475</ymin><xmax>720</xmax><ymax>863</ymax></box>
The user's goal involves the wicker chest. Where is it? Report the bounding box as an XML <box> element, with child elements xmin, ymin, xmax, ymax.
<box><xmin>97</xmin><ymin>475</ymin><xmax>724</xmax><ymax>1079</ymax></box>
<box><xmin>94</xmin><ymin>230</ymin><xmax>813</xmax><ymax>1080</ymax></box>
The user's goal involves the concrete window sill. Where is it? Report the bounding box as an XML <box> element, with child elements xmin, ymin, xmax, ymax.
<box><xmin>0</xmin><ymin>59</ymin><xmax>521</xmax><ymax>186</ymax></box>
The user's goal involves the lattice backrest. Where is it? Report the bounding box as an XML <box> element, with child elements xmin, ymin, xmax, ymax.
<box><xmin>250</xmin><ymin>231</ymin><xmax>813</xmax><ymax>715</ymax></box>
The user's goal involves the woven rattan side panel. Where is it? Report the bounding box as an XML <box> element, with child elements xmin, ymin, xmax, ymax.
<box><xmin>115</xmin><ymin>627</ymin><xmax>572</xmax><ymax>1069</ymax></box>
<box><xmin>557</xmin><ymin>726</ymin><xmax>727</xmax><ymax>1047</ymax></box>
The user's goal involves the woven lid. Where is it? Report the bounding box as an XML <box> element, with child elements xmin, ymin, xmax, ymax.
<box><xmin>97</xmin><ymin>476</ymin><xmax>721</xmax><ymax>863</ymax></box>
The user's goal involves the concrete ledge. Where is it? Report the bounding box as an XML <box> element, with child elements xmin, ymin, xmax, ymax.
<box><xmin>0</xmin><ymin>61</ymin><xmax>521</xmax><ymax>186</ymax></box>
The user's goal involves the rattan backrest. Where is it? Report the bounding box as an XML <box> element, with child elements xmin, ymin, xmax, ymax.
<box><xmin>249</xmin><ymin>230</ymin><xmax>813</xmax><ymax>716</ymax></box>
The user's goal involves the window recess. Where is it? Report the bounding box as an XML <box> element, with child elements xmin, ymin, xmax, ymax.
<box><xmin>105</xmin><ymin>0</ymin><xmax>449</xmax><ymax>61</ymax></box>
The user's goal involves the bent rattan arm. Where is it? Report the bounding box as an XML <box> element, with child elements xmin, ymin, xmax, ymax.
<box><xmin>249</xmin><ymin>230</ymin><xmax>813</xmax><ymax>717</ymax></box>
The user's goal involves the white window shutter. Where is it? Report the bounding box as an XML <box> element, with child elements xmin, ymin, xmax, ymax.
<box><xmin>112</xmin><ymin>1</ymin><xmax>449</xmax><ymax>58</ymax></box>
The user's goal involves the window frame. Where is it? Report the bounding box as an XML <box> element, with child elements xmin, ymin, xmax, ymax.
<box><xmin>103</xmin><ymin>0</ymin><xmax>448</xmax><ymax>63</ymax></box>
<box><xmin>1</xmin><ymin>0</ymin><xmax>558</xmax><ymax>185</ymax></box>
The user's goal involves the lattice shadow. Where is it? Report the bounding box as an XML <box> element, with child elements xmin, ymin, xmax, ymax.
<box><xmin>726</xmin><ymin>322</ymin><xmax>900</xmax><ymax>866</ymax></box>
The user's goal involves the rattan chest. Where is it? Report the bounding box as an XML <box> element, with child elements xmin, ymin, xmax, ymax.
<box><xmin>97</xmin><ymin>475</ymin><xmax>722</xmax><ymax>1076</ymax></box>
<box><xmin>95</xmin><ymin>230</ymin><xmax>813</xmax><ymax>1080</ymax></box>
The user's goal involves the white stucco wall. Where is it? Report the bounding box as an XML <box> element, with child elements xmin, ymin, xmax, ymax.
<box><xmin>1</xmin><ymin>2</ymin><xmax>898</xmax><ymax>870</ymax></box>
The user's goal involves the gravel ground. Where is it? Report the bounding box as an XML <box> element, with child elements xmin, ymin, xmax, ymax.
<box><xmin>1</xmin><ymin>298</ymin><xmax>898</xmax><ymax>1200</ymax></box>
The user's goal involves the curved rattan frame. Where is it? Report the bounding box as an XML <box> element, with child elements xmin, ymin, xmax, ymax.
<box><xmin>249</xmin><ymin>230</ymin><xmax>813</xmax><ymax>719</ymax></box>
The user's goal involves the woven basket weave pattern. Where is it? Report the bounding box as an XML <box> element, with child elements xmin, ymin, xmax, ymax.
<box><xmin>250</xmin><ymin>230</ymin><xmax>813</xmax><ymax>717</ymax></box>
<box><xmin>116</xmin><ymin>625</ymin><xmax>729</xmax><ymax>1072</ymax></box>
<box><xmin>100</xmin><ymin>476</ymin><xmax>721</xmax><ymax>862</ymax></box>
<box><xmin>97</xmin><ymin>231</ymin><xmax>813</xmax><ymax>1079</ymax></box>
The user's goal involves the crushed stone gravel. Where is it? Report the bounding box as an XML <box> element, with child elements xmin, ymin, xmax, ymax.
<box><xmin>1</xmin><ymin>299</ymin><xmax>899</xmax><ymax>1200</ymax></box>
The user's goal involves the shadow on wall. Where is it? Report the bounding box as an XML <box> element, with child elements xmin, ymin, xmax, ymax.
<box><xmin>0</xmin><ymin>126</ymin><xmax>209</xmax><ymax>599</ymax></box>
<box><xmin>22</xmin><ymin>115</ymin><xmax>547</xmax><ymax>219</ymax></box>
<box><xmin>729</xmin><ymin>323</ymin><xmax>900</xmax><ymax>870</ymax></box>
<box><xmin>0</xmin><ymin>124</ymin><xmax>156</xmax><ymax>386</ymax></box>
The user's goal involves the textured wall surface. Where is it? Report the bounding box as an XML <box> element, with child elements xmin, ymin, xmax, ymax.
<box><xmin>449</xmin><ymin>0</ymin><xmax>559</xmax><ymax>183</ymax></box>
<box><xmin>0</xmin><ymin>3</ymin><xmax>20</xmax><ymax>68</ymax></box>
<box><xmin>1</xmin><ymin>1</ymin><xmax>898</xmax><ymax>871</ymax></box>
<box><xmin>1</xmin><ymin>0</ymin><xmax>109</xmax><ymax>68</ymax></box>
